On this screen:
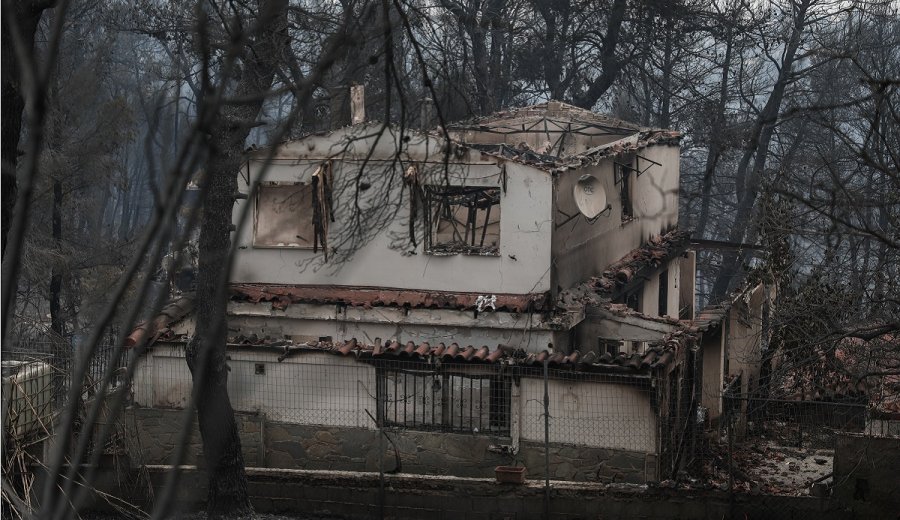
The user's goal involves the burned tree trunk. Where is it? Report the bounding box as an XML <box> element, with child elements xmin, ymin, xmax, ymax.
<box><xmin>49</xmin><ymin>178</ymin><xmax>63</xmax><ymax>335</ymax></box>
<box><xmin>572</xmin><ymin>0</ymin><xmax>627</xmax><ymax>109</ymax></box>
<box><xmin>695</xmin><ymin>22</ymin><xmax>734</xmax><ymax>240</ymax></box>
<box><xmin>188</xmin><ymin>128</ymin><xmax>251</xmax><ymax>513</ymax></box>
<box><xmin>710</xmin><ymin>0</ymin><xmax>811</xmax><ymax>299</ymax></box>
<box><xmin>1</xmin><ymin>0</ymin><xmax>57</xmax><ymax>257</ymax></box>
<box><xmin>185</xmin><ymin>0</ymin><xmax>288</xmax><ymax>515</ymax></box>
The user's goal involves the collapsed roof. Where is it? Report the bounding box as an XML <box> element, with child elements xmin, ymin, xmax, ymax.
<box><xmin>248</xmin><ymin>101</ymin><xmax>680</xmax><ymax>176</ymax></box>
<box><xmin>449</xmin><ymin>101</ymin><xmax>642</xmax><ymax>138</ymax></box>
<box><xmin>558</xmin><ymin>229</ymin><xmax>690</xmax><ymax>309</ymax></box>
<box><xmin>451</xmin><ymin>101</ymin><xmax>681</xmax><ymax>172</ymax></box>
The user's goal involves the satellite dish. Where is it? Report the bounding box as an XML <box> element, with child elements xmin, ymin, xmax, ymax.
<box><xmin>573</xmin><ymin>175</ymin><xmax>608</xmax><ymax>218</ymax></box>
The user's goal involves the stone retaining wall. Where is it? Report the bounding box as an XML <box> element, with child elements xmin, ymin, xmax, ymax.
<box><xmin>124</xmin><ymin>466</ymin><xmax>850</xmax><ymax>520</ymax></box>
<box><xmin>126</xmin><ymin>407</ymin><xmax>655</xmax><ymax>483</ymax></box>
<box><xmin>834</xmin><ymin>432</ymin><xmax>900</xmax><ymax>518</ymax></box>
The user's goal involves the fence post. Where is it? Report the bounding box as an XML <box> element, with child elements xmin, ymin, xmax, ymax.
<box><xmin>375</xmin><ymin>363</ymin><xmax>385</xmax><ymax>520</ymax></box>
<box><xmin>378</xmin><ymin>422</ymin><xmax>384</xmax><ymax>520</ymax></box>
<box><xmin>726</xmin><ymin>394</ymin><xmax>735</xmax><ymax>520</ymax></box>
<box><xmin>543</xmin><ymin>360</ymin><xmax>550</xmax><ymax>520</ymax></box>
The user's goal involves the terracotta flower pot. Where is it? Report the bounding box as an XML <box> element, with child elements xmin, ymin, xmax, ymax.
<box><xmin>495</xmin><ymin>465</ymin><xmax>527</xmax><ymax>484</ymax></box>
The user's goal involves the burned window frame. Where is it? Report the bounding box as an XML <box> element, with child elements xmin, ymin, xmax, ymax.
<box><xmin>598</xmin><ymin>338</ymin><xmax>623</xmax><ymax>357</ymax></box>
<box><xmin>614</xmin><ymin>156</ymin><xmax>636</xmax><ymax>222</ymax></box>
<box><xmin>375</xmin><ymin>363</ymin><xmax>511</xmax><ymax>436</ymax></box>
<box><xmin>252</xmin><ymin>163</ymin><xmax>334</xmax><ymax>258</ymax></box>
<box><xmin>423</xmin><ymin>185</ymin><xmax>501</xmax><ymax>256</ymax></box>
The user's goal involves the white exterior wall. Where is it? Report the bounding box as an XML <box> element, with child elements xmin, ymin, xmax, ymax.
<box><xmin>726</xmin><ymin>284</ymin><xmax>767</xmax><ymax>397</ymax></box>
<box><xmin>132</xmin><ymin>345</ymin><xmax>377</xmax><ymax>429</ymax></box>
<box><xmin>701</xmin><ymin>328</ymin><xmax>725</xmax><ymax>419</ymax></box>
<box><xmin>132</xmin><ymin>345</ymin><xmax>659</xmax><ymax>451</ymax></box>
<box><xmin>230</xmin><ymin>125</ymin><xmax>553</xmax><ymax>295</ymax></box>
<box><xmin>551</xmin><ymin>145</ymin><xmax>681</xmax><ymax>292</ymax></box>
<box><xmin>668</xmin><ymin>258</ymin><xmax>681</xmax><ymax>318</ymax></box>
<box><xmin>519</xmin><ymin>378</ymin><xmax>657</xmax><ymax>453</ymax></box>
<box><xmin>866</xmin><ymin>418</ymin><xmax>900</xmax><ymax>438</ymax></box>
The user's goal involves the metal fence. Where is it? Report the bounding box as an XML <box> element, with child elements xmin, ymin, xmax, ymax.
<box><xmin>135</xmin><ymin>344</ymin><xmax>660</xmax><ymax>460</ymax></box>
<box><xmin>2</xmin><ymin>338</ymin><xmax>127</xmax><ymax>441</ymax></box>
<box><xmin>3</xmin><ymin>336</ymin><xmax>883</xmax><ymax>519</ymax></box>
<box><xmin>691</xmin><ymin>392</ymin><xmax>868</xmax><ymax>517</ymax></box>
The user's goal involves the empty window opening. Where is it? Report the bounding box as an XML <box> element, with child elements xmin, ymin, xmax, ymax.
<box><xmin>628</xmin><ymin>341</ymin><xmax>647</xmax><ymax>354</ymax></box>
<box><xmin>424</xmin><ymin>186</ymin><xmax>501</xmax><ymax>255</ymax></box>
<box><xmin>253</xmin><ymin>163</ymin><xmax>333</xmax><ymax>256</ymax></box>
<box><xmin>658</xmin><ymin>269</ymin><xmax>669</xmax><ymax>317</ymax></box>
<box><xmin>626</xmin><ymin>289</ymin><xmax>641</xmax><ymax>312</ymax></box>
<box><xmin>613</xmin><ymin>285</ymin><xmax>642</xmax><ymax>312</ymax></box>
<box><xmin>598</xmin><ymin>338</ymin><xmax>623</xmax><ymax>357</ymax></box>
<box><xmin>254</xmin><ymin>182</ymin><xmax>315</xmax><ymax>248</ymax></box>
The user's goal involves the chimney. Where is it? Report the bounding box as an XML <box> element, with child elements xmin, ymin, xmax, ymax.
<box><xmin>350</xmin><ymin>84</ymin><xmax>365</xmax><ymax>125</ymax></box>
<box><xmin>547</xmin><ymin>100</ymin><xmax>564</xmax><ymax>115</ymax></box>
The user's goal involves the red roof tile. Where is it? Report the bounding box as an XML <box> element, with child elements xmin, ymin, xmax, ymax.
<box><xmin>124</xmin><ymin>296</ymin><xmax>194</xmax><ymax>347</ymax></box>
<box><xmin>774</xmin><ymin>334</ymin><xmax>900</xmax><ymax>416</ymax></box>
<box><xmin>216</xmin><ymin>334</ymin><xmax>682</xmax><ymax>374</ymax></box>
<box><xmin>155</xmin><ymin>329</ymin><xmax>684</xmax><ymax>373</ymax></box>
<box><xmin>559</xmin><ymin>229</ymin><xmax>689</xmax><ymax>307</ymax></box>
<box><xmin>230</xmin><ymin>284</ymin><xmax>551</xmax><ymax>313</ymax></box>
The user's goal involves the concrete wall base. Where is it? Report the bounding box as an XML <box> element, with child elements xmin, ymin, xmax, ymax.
<box><xmin>125</xmin><ymin>407</ymin><xmax>656</xmax><ymax>483</ymax></box>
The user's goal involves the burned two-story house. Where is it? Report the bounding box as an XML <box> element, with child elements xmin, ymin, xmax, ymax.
<box><xmin>127</xmin><ymin>101</ymin><xmax>754</xmax><ymax>483</ymax></box>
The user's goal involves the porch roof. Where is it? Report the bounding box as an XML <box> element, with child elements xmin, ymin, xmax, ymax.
<box><xmin>151</xmin><ymin>332</ymin><xmax>683</xmax><ymax>375</ymax></box>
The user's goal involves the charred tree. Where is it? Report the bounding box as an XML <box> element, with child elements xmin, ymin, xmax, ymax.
<box><xmin>571</xmin><ymin>0</ymin><xmax>627</xmax><ymax>109</ymax></box>
<box><xmin>185</xmin><ymin>0</ymin><xmax>288</xmax><ymax>515</ymax></box>
<box><xmin>710</xmin><ymin>0</ymin><xmax>811</xmax><ymax>299</ymax></box>
<box><xmin>695</xmin><ymin>9</ymin><xmax>739</xmax><ymax>240</ymax></box>
<box><xmin>49</xmin><ymin>178</ymin><xmax>63</xmax><ymax>335</ymax></box>
<box><xmin>438</xmin><ymin>0</ymin><xmax>509</xmax><ymax>115</ymax></box>
<box><xmin>1</xmin><ymin>0</ymin><xmax>57</xmax><ymax>258</ymax></box>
